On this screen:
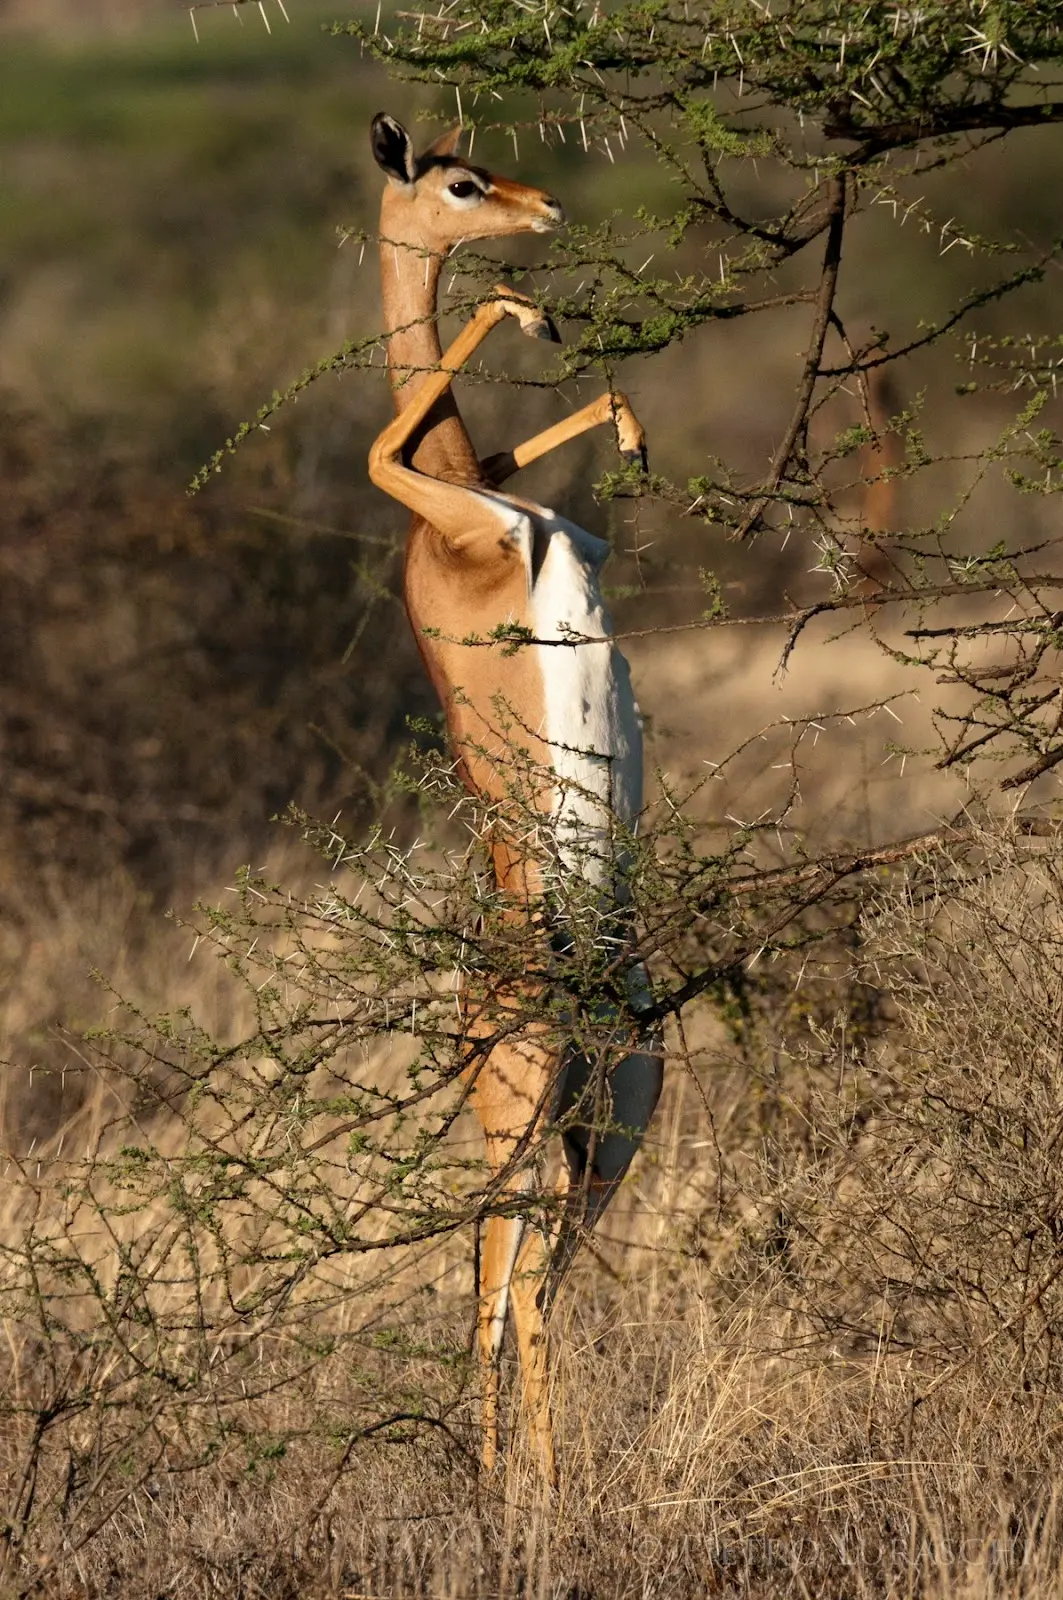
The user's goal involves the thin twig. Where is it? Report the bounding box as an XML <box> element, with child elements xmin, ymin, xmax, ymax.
<box><xmin>736</xmin><ymin>170</ymin><xmax>848</xmax><ymax>541</ymax></box>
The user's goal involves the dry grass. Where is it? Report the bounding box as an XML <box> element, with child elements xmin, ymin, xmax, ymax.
<box><xmin>0</xmin><ymin>819</ymin><xmax>1062</xmax><ymax>1597</ymax></box>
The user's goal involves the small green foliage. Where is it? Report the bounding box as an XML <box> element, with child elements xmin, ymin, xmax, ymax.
<box><xmin>487</xmin><ymin>620</ymin><xmax>535</xmax><ymax>654</ymax></box>
<box><xmin>698</xmin><ymin>566</ymin><xmax>727</xmax><ymax>621</ymax></box>
<box><xmin>679</xmin><ymin>95</ymin><xmax>772</xmax><ymax>158</ymax></box>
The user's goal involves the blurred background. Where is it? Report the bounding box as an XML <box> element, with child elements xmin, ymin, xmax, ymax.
<box><xmin>4</xmin><ymin>17</ymin><xmax>1063</xmax><ymax>1590</ymax></box>
<box><xmin>2</xmin><ymin>0</ymin><xmax>1063</xmax><ymax>1127</ymax></box>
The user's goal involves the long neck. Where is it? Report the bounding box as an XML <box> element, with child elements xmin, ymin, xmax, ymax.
<box><xmin>379</xmin><ymin>231</ymin><xmax>482</xmax><ymax>486</ymax></box>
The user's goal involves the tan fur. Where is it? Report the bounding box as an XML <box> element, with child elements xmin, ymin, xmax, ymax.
<box><xmin>368</xmin><ymin>117</ymin><xmax>657</xmax><ymax>1485</ymax></box>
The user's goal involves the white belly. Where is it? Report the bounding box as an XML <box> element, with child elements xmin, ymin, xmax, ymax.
<box><xmin>528</xmin><ymin>512</ymin><xmax>643</xmax><ymax>887</ymax></box>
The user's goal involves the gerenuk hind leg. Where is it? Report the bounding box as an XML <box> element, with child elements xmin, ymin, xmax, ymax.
<box><xmin>464</xmin><ymin>1012</ymin><xmax>560</xmax><ymax>1485</ymax></box>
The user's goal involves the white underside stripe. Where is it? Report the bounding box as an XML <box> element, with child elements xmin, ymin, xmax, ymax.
<box><xmin>473</xmin><ymin>493</ymin><xmax>643</xmax><ymax>893</ymax></box>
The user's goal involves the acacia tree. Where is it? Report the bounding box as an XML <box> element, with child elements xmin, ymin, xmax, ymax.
<box><xmin>193</xmin><ymin>4</ymin><xmax>1063</xmax><ymax>802</ymax></box>
<box><xmin>323</xmin><ymin>0</ymin><xmax>1063</xmax><ymax>796</ymax></box>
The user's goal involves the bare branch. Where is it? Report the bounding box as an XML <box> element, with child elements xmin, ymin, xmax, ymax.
<box><xmin>734</xmin><ymin>170</ymin><xmax>848</xmax><ymax>542</ymax></box>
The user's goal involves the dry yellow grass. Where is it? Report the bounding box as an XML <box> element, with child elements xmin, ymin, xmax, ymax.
<box><xmin>1</xmin><ymin>819</ymin><xmax>1062</xmax><ymax>1596</ymax></box>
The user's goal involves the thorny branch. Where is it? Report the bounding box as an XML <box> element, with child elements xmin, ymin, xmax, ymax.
<box><xmin>184</xmin><ymin>4</ymin><xmax>1063</xmax><ymax>795</ymax></box>
<box><xmin>187</xmin><ymin>0</ymin><xmax>289</xmax><ymax>42</ymax></box>
<box><xmin>735</xmin><ymin>170</ymin><xmax>849</xmax><ymax>542</ymax></box>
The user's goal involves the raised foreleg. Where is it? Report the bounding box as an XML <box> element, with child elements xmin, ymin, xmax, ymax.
<box><xmin>368</xmin><ymin>288</ymin><xmax>555</xmax><ymax>557</ymax></box>
<box><xmin>480</xmin><ymin>389</ymin><xmax>648</xmax><ymax>487</ymax></box>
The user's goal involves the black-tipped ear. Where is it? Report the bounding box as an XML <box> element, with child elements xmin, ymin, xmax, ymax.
<box><xmin>371</xmin><ymin>112</ymin><xmax>416</xmax><ymax>187</ymax></box>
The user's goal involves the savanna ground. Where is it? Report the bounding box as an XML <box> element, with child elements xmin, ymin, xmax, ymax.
<box><xmin>2</xmin><ymin>3</ymin><xmax>1063</xmax><ymax>1595</ymax></box>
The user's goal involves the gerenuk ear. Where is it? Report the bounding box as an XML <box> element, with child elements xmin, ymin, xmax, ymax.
<box><xmin>370</xmin><ymin>113</ymin><xmax>417</xmax><ymax>187</ymax></box>
<box><xmin>424</xmin><ymin>124</ymin><xmax>463</xmax><ymax>159</ymax></box>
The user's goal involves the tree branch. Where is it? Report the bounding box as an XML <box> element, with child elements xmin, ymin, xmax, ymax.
<box><xmin>736</xmin><ymin>170</ymin><xmax>848</xmax><ymax>541</ymax></box>
<box><xmin>645</xmin><ymin>816</ymin><xmax>1061</xmax><ymax>1024</ymax></box>
<box><xmin>834</xmin><ymin>99</ymin><xmax>1063</xmax><ymax>156</ymax></box>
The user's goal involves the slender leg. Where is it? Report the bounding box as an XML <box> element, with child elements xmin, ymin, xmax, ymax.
<box><xmin>476</xmin><ymin>1208</ymin><xmax>525</xmax><ymax>1474</ymax></box>
<box><xmin>374</xmin><ymin>294</ymin><xmax>575</xmax><ymax>1478</ymax></box>
<box><xmin>475</xmin><ymin>1019</ymin><xmax>662</xmax><ymax>1487</ymax></box>
<box><xmin>464</xmin><ymin>1006</ymin><xmax>561</xmax><ymax>1482</ymax></box>
<box><xmin>480</xmin><ymin>390</ymin><xmax>648</xmax><ymax>487</ymax></box>
<box><xmin>477</xmin><ymin>1198</ymin><xmax>558</xmax><ymax>1484</ymax></box>
<box><xmin>508</xmin><ymin>1222</ymin><xmax>556</xmax><ymax>1484</ymax></box>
